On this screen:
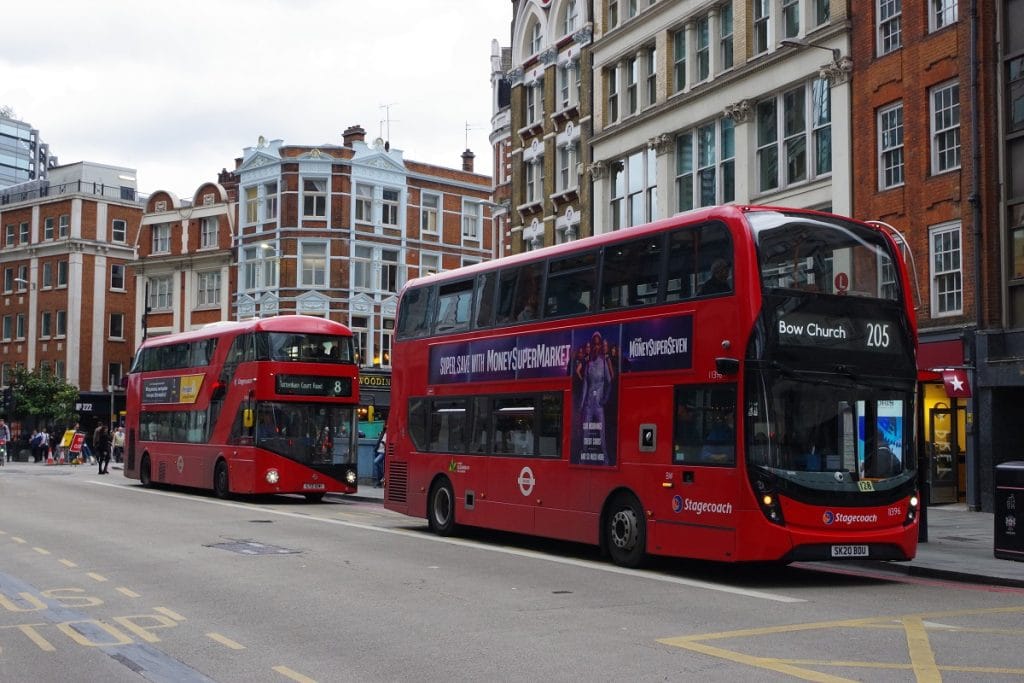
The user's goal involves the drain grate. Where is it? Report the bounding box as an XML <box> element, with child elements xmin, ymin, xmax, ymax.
<box><xmin>206</xmin><ymin>539</ymin><xmax>301</xmax><ymax>555</ymax></box>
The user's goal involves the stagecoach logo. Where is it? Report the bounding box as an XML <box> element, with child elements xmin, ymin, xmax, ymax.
<box><xmin>673</xmin><ymin>496</ymin><xmax>734</xmax><ymax>515</ymax></box>
<box><xmin>823</xmin><ymin>510</ymin><xmax>879</xmax><ymax>525</ymax></box>
<box><xmin>517</xmin><ymin>466</ymin><xmax>536</xmax><ymax>496</ymax></box>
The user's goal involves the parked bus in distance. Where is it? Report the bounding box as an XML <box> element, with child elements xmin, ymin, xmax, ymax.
<box><xmin>385</xmin><ymin>205</ymin><xmax>921</xmax><ymax>567</ymax></box>
<box><xmin>124</xmin><ymin>315</ymin><xmax>360</xmax><ymax>501</ymax></box>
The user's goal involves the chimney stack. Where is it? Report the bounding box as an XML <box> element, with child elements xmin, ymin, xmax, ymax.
<box><xmin>343</xmin><ymin>125</ymin><xmax>367</xmax><ymax>148</ymax></box>
<box><xmin>461</xmin><ymin>149</ymin><xmax>475</xmax><ymax>173</ymax></box>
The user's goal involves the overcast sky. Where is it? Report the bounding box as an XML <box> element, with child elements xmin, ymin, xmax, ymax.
<box><xmin>2</xmin><ymin>1</ymin><xmax>510</xmax><ymax>197</ymax></box>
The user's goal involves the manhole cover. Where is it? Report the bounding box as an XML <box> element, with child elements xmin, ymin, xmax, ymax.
<box><xmin>206</xmin><ymin>539</ymin><xmax>300</xmax><ymax>555</ymax></box>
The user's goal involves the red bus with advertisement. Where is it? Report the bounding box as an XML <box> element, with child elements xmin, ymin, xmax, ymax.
<box><xmin>384</xmin><ymin>205</ymin><xmax>921</xmax><ymax>566</ymax></box>
<box><xmin>124</xmin><ymin>315</ymin><xmax>361</xmax><ymax>501</ymax></box>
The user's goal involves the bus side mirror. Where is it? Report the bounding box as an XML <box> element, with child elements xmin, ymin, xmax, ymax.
<box><xmin>715</xmin><ymin>357</ymin><xmax>740</xmax><ymax>375</ymax></box>
<box><xmin>243</xmin><ymin>408</ymin><xmax>254</xmax><ymax>429</ymax></box>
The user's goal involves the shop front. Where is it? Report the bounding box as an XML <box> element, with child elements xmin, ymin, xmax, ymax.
<box><xmin>357</xmin><ymin>370</ymin><xmax>391</xmax><ymax>484</ymax></box>
<box><xmin>918</xmin><ymin>338</ymin><xmax>971</xmax><ymax>505</ymax></box>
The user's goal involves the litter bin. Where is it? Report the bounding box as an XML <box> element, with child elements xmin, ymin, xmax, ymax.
<box><xmin>994</xmin><ymin>461</ymin><xmax>1024</xmax><ymax>561</ymax></box>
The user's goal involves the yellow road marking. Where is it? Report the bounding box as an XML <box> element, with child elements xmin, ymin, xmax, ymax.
<box><xmin>273</xmin><ymin>665</ymin><xmax>317</xmax><ymax>682</ymax></box>
<box><xmin>32</xmin><ymin>547</ymin><xmax>50</xmax><ymax>555</ymax></box>
<box><xmin>86</xmin><ymin>572</ymin><xmax>107</xmax><ymax>582</ymax></box>
<box><xmin>207</xmin><ymin>632</ymin><xmax>246</xmax><ymax>650</ymax></box>
<box><xmin>116</xmin><ymin>587</ymin><xmax>140</xmax><ymax>598</ymax></box>
<box><xmin>903</xmin><ymin>616</ymin><xmax>941</xmax><ymax>682</ymax></box>
<box><xmin>59</xmin><ymin>559</ymin><xmax>77</xmax><ymax>568</ymax></box>
<box><xmin>153</xmin><ymin>607</ymin><xmax>186</xmax><ymax>621</ymax></box>
<box><xmin>9</xmin><ymin>624</ymin><xmax>56</xmax><ymax>652</ymax></box>
<box><xmin>660</xmin><ymin>606</ymin><xmax>1024</xmax><ymax>680</ymax></box>
<box><xmin>12</xmin><ymin>536</ymin><xmax>26</xmax><ymax>544</ymax></box>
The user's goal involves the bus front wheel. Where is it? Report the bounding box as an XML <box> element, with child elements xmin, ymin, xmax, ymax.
<box><xmin>606</xmin><ymin>493</ymin><xmax>646</xmax><ymax>568</ymax></box>
<box><xmin>304</xmin><ymin>493</ymin><xmax>325</xmax><ymax>503</ymax></box>
<box><xmin>214</xmin><ymin>461</ymin><xmax>230</xmax><ymax>499</ymax></box>
<box><xmin>428</xmin><ymin>478</ymin><xmax>457</xmax><ymax>536</ymax></box>
<box><xmin>140</xmin><ymin>455</ymin><xmax>153</xmax><ymax>488</ymax></box>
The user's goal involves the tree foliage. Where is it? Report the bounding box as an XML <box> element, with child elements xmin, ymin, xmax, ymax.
<box><xmin>10</xmin><ymin>367</ymin><xmax>79</xmax><ymax>427</ymax></box>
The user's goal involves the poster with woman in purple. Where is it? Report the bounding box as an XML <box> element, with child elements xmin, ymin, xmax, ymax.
<box><xmin>570</xmin><ymin>326</ymin><xmax>620</xmax><ymax>465</ymax></box>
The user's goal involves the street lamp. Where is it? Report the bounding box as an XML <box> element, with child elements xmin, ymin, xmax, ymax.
<box><xmin>13</xmin><ymin>277</ymin><xmax>35</xmax><ymax>291</ymax></box>
<box><xmin>780</xmin><ymin>38</ymin><xmax>843</xmax><ymax>64</ymax></box>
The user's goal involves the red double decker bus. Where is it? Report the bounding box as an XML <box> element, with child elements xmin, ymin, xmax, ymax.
<box><xmin>124</xmin><ymin>315</ymin><xmax>360</xmax><ymax>501</ymax></box>
<box><xmin>385</xmin><ymin>206</ymin><xmax>921</xmax><ymax>566</ymax></box>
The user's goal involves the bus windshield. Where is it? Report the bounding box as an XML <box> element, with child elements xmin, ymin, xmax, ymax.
<box><xmin>748</xmin><ymin>210</ymin><xmax>900</xmax><ymax>300</ymax></box>
<box><xmin>253</xmin><ymin>401</ymin><xmax>357</xmax><ymax>466</ymax></box>
<box><xmin>746</xmin><ymin>370</ymin><xmax>916</xmax><ymax>483</ymax></box>
<box><xmin>258</xmin><ymin>333</ymin><xmax>354</xmax><ymax>363</ymax></box>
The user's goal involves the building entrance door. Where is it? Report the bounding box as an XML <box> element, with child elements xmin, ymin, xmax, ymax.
<box><xmin>928</xmin><ymin>404</ymin><xmax>958</xmax><ymax>504</ymax></box>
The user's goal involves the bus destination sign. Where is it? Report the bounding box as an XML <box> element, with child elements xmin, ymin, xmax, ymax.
<box><xmin>776</xmin><ymin>313</ymin><xmax>901</xmax><ymax>354</ymax></box>
<box><xmin>276</xmin><ymin>375</ymin><xmax>352</xmax><ymax>397</ymax></box>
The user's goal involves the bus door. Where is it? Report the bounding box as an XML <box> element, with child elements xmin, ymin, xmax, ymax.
<box><xmin>652</xmin><ymin>384</ymin><xmax>739</xmax><ymax>561</ymax></box>
<box><xmin>481</xmin><ymin>396</ymin><xmax>540</xmax><ymax>535</ymax></box>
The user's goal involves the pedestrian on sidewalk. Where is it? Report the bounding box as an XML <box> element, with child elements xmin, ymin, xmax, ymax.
<box><xmin>94</xmin><ymin>423</ymin><xmax>111</xmax><ymax>474</ymax></box>
<box><xmin>112</xmin><ymin>426</ymin><xmax>125</xmax><ymax>463</ymax></box>
<box><xmin>373</xmin><ymin>424</ymin><xmax>387</xmax><ymax>487</ymax></box>
<box><xmin>0</xmin><ymin>418</ymin><xmax>10</xmax><ymax>462</ymax></box>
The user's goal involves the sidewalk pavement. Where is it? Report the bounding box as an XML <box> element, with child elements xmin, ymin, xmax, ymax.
<box><xmin>11</xmin><ymin>462</ymin><xmax>1022</xmax><ymax>587</ymax></box>
<box><xmin>347</xmin><ymin>486</ymin><xmax>1024</xmax><ymax>587</ymax></box>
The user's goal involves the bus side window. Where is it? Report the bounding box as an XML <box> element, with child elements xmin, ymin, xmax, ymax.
<box><xmin>545</xmin><ymin>252</ymin><xmax>595</xmax><ymax>318</ymax></box>
<box><xmin>398</xmin><ymin>286</ymin><xmax>435</xmax><ymax>340</ymax></box>
<box><xmin>474</xmin><ymin>272</ymin><xmax>496</xmax><ymax>329</ymax></box>
<box><xmin>666</xmin><ymin>229</ymin><xmax>697</xmax><ymax>302</ymax></box>
<box><xmin>696</xmin><ymin>223</ymin><xmax>734</xmax><ymax>297</ymax></box>
<box><xmin>435</xmin><ymin>280</ymin><xmax>473</xmax><ymax>333</ymax></box>
<box><xmin>673</xmin><ymin>385</ymin><xmax>736</xmax><ymax>466</ymax></box>
<box><xmin>601</xmin><ymin>237</ymin><xmax>663</xmax><ymax>310</ymax></box>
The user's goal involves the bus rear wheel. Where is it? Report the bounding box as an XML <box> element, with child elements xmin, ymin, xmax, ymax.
<box><xmin>606</xmin><ymin>493</ymin><xmax>646</xmax><ymax>568</ymax></box>
<box><xmin>427</xmin><ymin>478</ymin><xmax>457</xmax><ymax>536</ymax></box>
<box><xmin>214</xmin><ymin>461</ymin><xmax>230</xmax><ymax>499</ymax></box>
<box><xmin>140</xmin><ymin>455</ymin><xmax>153</xmax><ymax>488</ymax></box>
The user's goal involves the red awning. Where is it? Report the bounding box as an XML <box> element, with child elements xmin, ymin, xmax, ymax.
<box><xmin>941</xmin><ymin>369</ymin><xmax>972</xmax><ymax>398</ymax></box>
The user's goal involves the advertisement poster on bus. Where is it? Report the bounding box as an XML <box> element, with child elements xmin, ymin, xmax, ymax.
<box><xmin>569</xmin><ymin>326</ymin><xmax>621</xmax><ymax>466</ymax></box>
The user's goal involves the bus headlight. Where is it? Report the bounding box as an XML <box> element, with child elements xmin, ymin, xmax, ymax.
<box><xmin>265</xmin><ymin>469</ymin><xmax>280</xmax><ymax>485</ymax></box>
<box><xmin>754</xmin><ymin>476</ymin><xmax>785</xmax><ymax>526</ymax></box>
<box><xmin>345</xmin><ymin>469</ymin><xmax>357</xmax><ymax>485</ymax></box>
<box><xmin>905</xmin><ymin>493</ymin><xmax>920</xmax><ymax>525</ymax></box>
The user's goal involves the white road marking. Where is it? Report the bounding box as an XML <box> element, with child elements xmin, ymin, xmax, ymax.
<box><xmin>90</xmin><ymin>481</ymin><xmax>804</xmax><ymax>603</ymax></box>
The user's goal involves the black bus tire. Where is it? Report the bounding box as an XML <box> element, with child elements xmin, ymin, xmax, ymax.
<box><xmin>214</xmin><ymin>461</ymin><xmax>230</xmax><ymax>499</ymax></box>
<box><xmin>427</xmin><ymin>478</ymin><xmax>457</xmax><ymax>536</ymax></box>
<box><xmin>304</xmin><ymin>493</ymin><xmax>325</xmax><ymax>503</ymax></box>
<box><xmin>606</xmin><ymin>493</ymin><xmax>646</xmax><ymax>568</ymax></box>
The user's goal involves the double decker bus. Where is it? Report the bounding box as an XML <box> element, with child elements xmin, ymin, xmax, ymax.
<box><xmin>124</xmin><ymin>315</ymin><xmax>360</xmax><ymax>501</ymax></box>
<box><xmin>385</xmin><ymin>206</ymin><xmax>921</xmax><ymax>566</ymax></box>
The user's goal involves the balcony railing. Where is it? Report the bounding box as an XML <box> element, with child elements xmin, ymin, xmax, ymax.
<box><xmin>1</xmin><ymin>180</ymin><xmax>146</xmax><ymax>207</ymax></box>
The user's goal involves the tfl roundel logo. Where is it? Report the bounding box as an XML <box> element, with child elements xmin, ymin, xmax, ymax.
<box><xmin>672</xmin><ymin>495</ymin><xmax>684</xmax><ymax>513</ymax></box>
<box><xmin>822</xmin><ymin>511</ymin><xmax>835</xmax><ymax>525</ymax></box>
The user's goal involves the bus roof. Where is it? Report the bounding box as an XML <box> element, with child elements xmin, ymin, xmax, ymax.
<box><xmin>138</xmin><ymin>315</ymin><xmax>352</xmax><ymax>349</ymax></box>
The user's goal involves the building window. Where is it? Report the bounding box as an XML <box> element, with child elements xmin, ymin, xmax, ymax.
<box><xmin>420</xmin><ymin>252</ymin><xmax>441</xmax><ymax>277</ymax></box>
<box><xmin>2</xmin><ymin>316</ymin><xmax>10</xmax><ymax>341</ymax></box>
<box><xmin>352</xmin><ymin>245</ymin><xmax>373</xmax><ymax>290</ymax></box>
<box><xmin>111</xmin><ymin>264</ymin><xmax>125</xmax><ymax>290</ymax></box>
<box><xmin>242</xmin><ymin>243</ymin><xmax>278</xmax><ymax>291</ymax></box>
<box><xmin>756</xmin><ymin>80</ymin><xmax>832</xmax><ymax>194</ymax></box>
<box><xmin>696</xmin><ymin>17</ymin><xmax>710</xmax><ymax>82</ymax></box>
<box><xmin>673</xmin><ymin>29</ymin><xmax>686</xmax><ymax>93</ymax></box>
<box><xmin>148</xmin><ymin>276</ymin><xmax>173</xmax><ymax>311</ymax></box>
<box><xmin>112</xmin><ymin>219</ymin><xmax>126</xmax><ymax>242</ymax></box>
<box><xmin>379</xmin><ymin>318</ymin><xmax>395</xmax><ymax>366</ymax></box>
<box><xmin>529</xmin><ymin>21</ymin><xmax>542</xmax><ymax>55</ymax></box>
<box><xmin>782</xmin><ymin>0</ymin><xmax>800</xmax><ymax>38</ymax></box>
<box><xmin>59</xmin><ymin>214</ymin><xmax>69</xmax><ymax>238</ymax></box>
<box><xmin>607</xmin><ymin>67</ymin><xmax>619</xmax><ymax>123</ymax></box>
<box><xmin>264</xmin><ymin>181</ymin><xmax>278</xmax><ymax>221</ymax></box>
<box><xmin>44</xmin><ymin>217</ymin><xmax>55</xmax><ymax>240</ymax></box>
<box><xmin>559</xmin><ymin>61</ymin><xmax>578</xmax><ymax>110</ymax></box>
<box><xmin>608</xmin><ymin>0</ymin><xmax>619</xmax><ymax>29</ymax></box>
<box><xmin>558</xmin><ymin>142</ymin><xmax>579</xmax><ymax>192</ymax></box>
<box><xmin>42</xmin><ymin>263</ymin><xmax>53</xmax><ymax>289</ymax></box>
<box><xmin>625</xmin><ymin>57</ymin><xmax>638</xmax><ymax>115</ymax></box>
<box><xmin>110</xmin><ymin>313</ymin><xmax>125</xmax><ymax>340</ymax></box>
<box><xmin>302</xmin><ymin>178</ymin><xmax>327</xmax><ymax>217</ymax></box>
<box><xmin>152</xmin><ymin>223</ymin><xmax>170</xmax><ymax>254</ymax></box>
<box><xmin>877</xmin><ymin>0</ymin><xmax>902</xmax><ymax>56</ymax></box>
<box><xmin>108</xmin><ymin>363</ymin><xmax>123</xmax><ymax>387</ymax></box>
<box><xmin>563</xmin><ymin>0</ymin><xmax>579</xmax><ymax>35</ymax></box>
<box><xmin>16</xmin><ymin>265</ymin><xmax>27</xmax><ymax>291</ymax></box>
<box><xmin>753</xmin><ymin>0</ymin><xmax>771</xmax><ymax>55</ymax></box>
<box><xmin>56</xmin><ymin>310</ymin><xmax>66</xmax><ymax>337</ymax></box>
<box><xmin>57</xmin><ymin>261</ymin><xmax>68</xmax><ymax>287</ymax></box>
<box><xmin>380</xmin><ymin>249</ymin><xmax>400</xmax><ymax>293</ymax></box>
<box><xmin>815</xmin><ymin>0</ymin><xmax>831</xmax><ymax>26</ymax></box>
<box><xmin>2</xmin><ymin>269</ymin><xmax>11</xmax><ymax>293</ymax></box>
<box><xmin>19</xmin><ymin>222</ymin><xmax>28</xmax><ymax>244</ymax></box>
<box><xmin>677</xmin><ymin>118</ymin><xmax>735</xmax><ymax>211</ymax></box>
<box><xmin>382</xmin><ymin>188</ymin><xmax>400</xmax><ymax>227</ymax></box>
<box><xmin>610</xmin><ymin>148</ymin><xmax>656</xmax><ymax>230</ymax></box>
<box><xmin>300</xmin><ymin>242</ymin><xmax>327</xmax><ymax>287</ymax></box>
<box><xmin>930</xmin><ymin>222</ymin><xmax>962</xmax><ymax>316</ymax></box>
<box><xmin>526</xmin><ymin>160</ymin><xmax>541</xmax><ymax>203</ymax></box>
<box><xmin>879</xmin><ymin>102</ymin><xmax>905</xmax><ymax>189</ymax></box>
<box><xmin>929</xmin><ymin>0</ymin><xmax>957</xmax><ymax>31</ymax></box>
<box><xmin>351</xmin><ymin>316</ymin><xmax>368</xmax><ymax>365</ymax></box>
<box><xmin>201</xmin><ymin>216</ymin><xmax>218</xmax><ymax>249</ymax></box>
<box><xmin>40</xmin><ymin>311</ymin><xmax>52</xmax><ymax>338</ymax></box>
<box><xmin>245</xmin><ymin>186</ymin><xmax>258</xmax><ymax>224</ymax></box>
<box><xmin>55</xmin><ymin>360</ymin><xmax>65</xmax><ymax>379</ymax></box>
<box><xmin>462</xmin><ymin>200</ymin><xmax>482</xmax><ymax>241</ymax></box>
<box><xmin>421</xmin><ymin>193</ymin><xmax>440</xmax><ymax>235</ymax></box>
<box><xmin>644</xmin><ymin>47</ymin><xmax>657</xmax><ymax>106</ymax></box>
<box><xmin>720</xmin><ymin>5</ymin><xmax>734</xmax><ymax>70</ymax></box>
<box><xmin>526</xmin><ymin>80</ymin><xmax>544</xmax><ymax>125</ymax></box>
<box><xmin>16</xmin><ymin>314</ymin><xmax>24</xmax><ymax>340</ymax></box>
<box><xmin>197</xmin><ymin>271</ymin><xmax>221</xmax><ymax>307</ymax></box>
<box><xmin>355</xmin><ymin>184</ymin><xmax>373</xmax><ymax>223</ymax></box>
<box><xmin>931</xmin><ymin>81</ymin><xmax>961</xmax><ymax>174</ymax></box>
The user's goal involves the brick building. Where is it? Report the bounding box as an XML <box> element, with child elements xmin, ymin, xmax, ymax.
<box><xmin>0</xmin><ymin>161</ymin><xmax>141</xmax><ymax>433</ymax></box>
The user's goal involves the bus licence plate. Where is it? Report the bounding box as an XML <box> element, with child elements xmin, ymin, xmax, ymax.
<box><xmin>831</xmin><ymin>544</ymin><xmax>869</xmax><ymax>558</ymax></box>
<box><xmin>303</xmin><ymin>483</ymin><xmax>325</xmax><ymax>490</ymax></box>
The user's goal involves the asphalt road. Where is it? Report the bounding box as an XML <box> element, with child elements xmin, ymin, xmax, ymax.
<box><xmin>2</xmin><ymin>463</ymin><xmax>1023</xmax><ymax>682</ymax></box>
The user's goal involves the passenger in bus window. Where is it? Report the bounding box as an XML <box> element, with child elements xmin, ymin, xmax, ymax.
<box><xmin>559</xmin><ymin>280</ymin><xmax>588</xmax><ymax>315</ymax></box>
<box><xmin>511</xmin><ymin>418</ymin><xmax>533</xmax><ymax>455</ymax></box>
<box><xmin>700</xmin><ymin>412</ymin><xmax>735</xmax><ymax>464</ymax></box>
<box><xmin>673</xmin><ymin>402</ymin><xmax>700</xmax><ymax>462</ymax></box>
<box><xmin>699</xmin><ymin>258</ymin><xmax>732</xmax><ymax>296</ymax></box>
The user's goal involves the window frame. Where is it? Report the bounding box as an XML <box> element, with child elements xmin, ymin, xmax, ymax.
<box><xmin>929</xmin><ymin>221</ymin><xmax>963</xmax><ymax>317</ymax></box>
<box><xmin>878</xmin><ymin>102</ymin><xmax>905</xmax><ymax>190</ymax></box>
<box><xmin>930</xmin><ymin>80</ymin><xmax>961</xmax><ymax>175</ymax></box>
